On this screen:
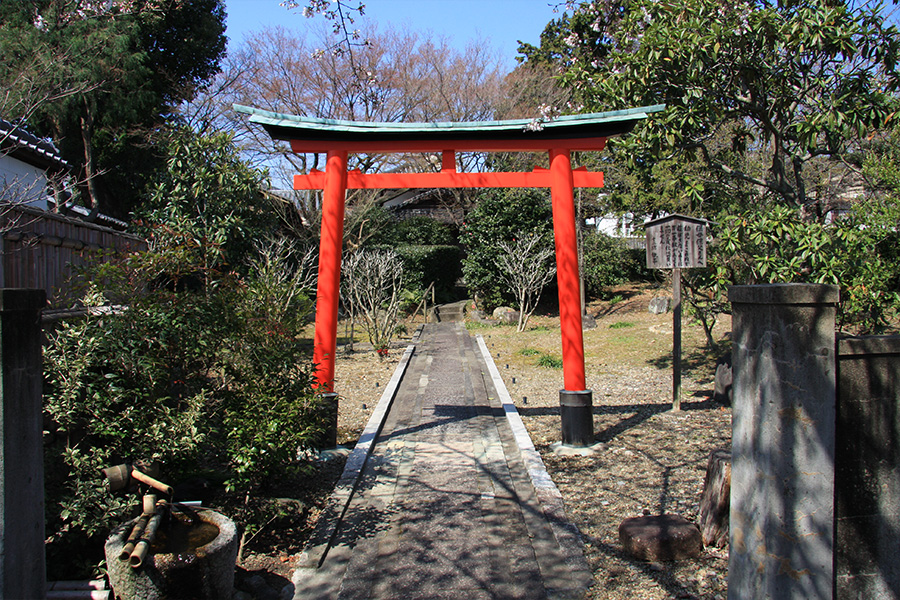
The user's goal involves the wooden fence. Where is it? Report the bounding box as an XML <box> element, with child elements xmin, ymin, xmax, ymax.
<box><xmin>0</xmin><ymin>204</ymin><xmax>146</xmax><ymax>309</ymax></box>
<box><xmin>621</xmin><ymin>236</ymin><xmax>646</xmax><ymax>250</ymax></box>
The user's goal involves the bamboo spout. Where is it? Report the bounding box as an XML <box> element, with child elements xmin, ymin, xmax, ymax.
<box><xmin>100</xmin><ymin>463</ymin><xmax>173</xmax><ymax>496</ymax></box>
<box><xmin>118</xmin><ymin>495</ymin><xmax>157</xmax><ymax>560</ymax></box>
<box><xmin>128</xmin><ymin>501</ymin><xmax>166</xmax><ymax>568</ymax></box>
<box><xmin>131</xmin><ymin>469</ymin><xmax>173</xmax><ymax>496</ymax></box>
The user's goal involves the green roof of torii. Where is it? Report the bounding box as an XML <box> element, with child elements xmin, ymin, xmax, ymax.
<box><xmin>233</xmin><ymin>104</ymin><xmax>665</xmax><ymax>149</ymax></box>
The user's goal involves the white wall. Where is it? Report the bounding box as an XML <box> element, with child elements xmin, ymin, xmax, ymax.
<box><xmin>586</xmin><ymin>213</ymin><xmax>640</xmax><ymax>237</ymax></box>
<box><xmin>0</xmin><ymin>155</ymin><xmax>50</xmax><ymax>210</ymax></box>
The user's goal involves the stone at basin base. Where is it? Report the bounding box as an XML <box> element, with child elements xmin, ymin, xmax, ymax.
<box><xmin>618</xmin><ymin>514</ymin><xmax>702</xmax><ymax>562</ymax></box>
<box><xmin>105</xmin><ymin>509</ymin><xmax>238</xmax><ymax>600</ymax></box>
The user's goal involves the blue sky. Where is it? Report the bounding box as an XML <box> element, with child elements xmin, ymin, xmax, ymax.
<box><xmin>223</xmin><ymin>0</ymin><xmax>562</xmax><ymax>70</ymax></box>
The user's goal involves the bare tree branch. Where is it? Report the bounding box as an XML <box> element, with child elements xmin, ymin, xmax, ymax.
<box><xmin>340</xmin><ymin>248</ymin><xmax>404</xmax><ymax>352</ymax></box>
<box><xmin>494</xmin><ymin>233</ymin><xmax>557</xmax><ymax>332</ymax></box>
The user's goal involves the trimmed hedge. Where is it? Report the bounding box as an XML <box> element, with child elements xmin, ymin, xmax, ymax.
<box><xmin>392</xmin><ymin>244</ymin><xmax>463</xmax><ymax>302</ymax></box>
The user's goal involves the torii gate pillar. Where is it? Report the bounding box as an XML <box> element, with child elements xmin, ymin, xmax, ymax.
<box><xmin>550</xmin><ymin>149</ymin><xmax>593</xmax><ymax>446</ymax></box>
<box><xmin>312</xmin><ymin>150</ymin><xmax>348</xmax><ymax>392</ymax></box>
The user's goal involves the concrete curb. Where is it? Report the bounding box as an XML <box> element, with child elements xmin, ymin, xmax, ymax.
<box><xmin>294</xmin><ymin>326</ymin><xmax>422</xmax><ymax>570</ymax></box>
<box><xmin>475</xmin><ymin>334</ymin><xmax>593</xmax><ymax>591</ymax></box>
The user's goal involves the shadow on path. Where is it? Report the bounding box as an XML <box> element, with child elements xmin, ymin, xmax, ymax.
<box><xmin>292</xmin><ymin>323</ymin><xmax>591</xmax><ymax>600</ymax></box>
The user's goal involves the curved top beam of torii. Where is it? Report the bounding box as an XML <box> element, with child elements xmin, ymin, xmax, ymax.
<box><xmin>236</xmin><ymin>102</ymin><xmax>665</xmax><ymax>447</ymax></box>
<box><xmin>235</xmin><ymin>103</ymin><xmax>664</xmax><ymax>153</ymax></box>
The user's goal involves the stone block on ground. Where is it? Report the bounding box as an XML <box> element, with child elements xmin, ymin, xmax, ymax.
<box><xmin>648</xmin><ymin>297</ymin><xmax>671</xmax><ymax>314</ymax></box>
<box><xmin>492</xmin><ymin>306</ymin><xmax>520</xmax><ymax>324</ymax></box>
<box><xmin>492</xmin><ymin>306</ymin><xmax>514</xmax><ymax>318</ymax></box>
<box><xmin>582</xmin><ymin>314</ymin><xmax>597</xmax><ymax>329</ymax></box>
<box><xmin>618</xmin><ymin>514</ymin><xmax>702</xmax><ymax>562</ymax></box>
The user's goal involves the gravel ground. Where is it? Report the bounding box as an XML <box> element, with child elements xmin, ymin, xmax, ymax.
<box><xmin>244</xmin><ymin>286</ymin><xmax>732</xmax><ymax>599</ymax></box>
<box><xmin>332</xmin><ymin>347</ymin><xmax>405</xmax><ymax>445</ymax></box>
<box><xmin>477</xmin><ymin>287</ymin><xmax>732</xmax><ymax>600</ymax></box>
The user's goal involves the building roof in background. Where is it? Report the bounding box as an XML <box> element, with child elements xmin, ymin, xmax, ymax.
<box><xmin>58</xmin><ymin>203</ymin><xmax>129</xmax><ymax>230</ymax></box>
<box><xmin>0</xmin><ymin>118</ymin><xmax>70</xmax><ymax>173</ymax></box>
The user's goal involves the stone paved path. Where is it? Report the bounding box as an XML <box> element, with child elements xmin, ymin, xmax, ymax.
<box><xmin>292</xmin><ymin>323</ymin><xmax>591</xmax><ymax>600</ymax></box>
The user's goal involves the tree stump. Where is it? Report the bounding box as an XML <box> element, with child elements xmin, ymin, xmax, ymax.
<box><xmin>698</xmin><ymin>448</ymin><xmax>731</xmax><ymax>548</ymax></box>
<box><xmin>713</xmin><ymin>362</ymin><xmax>733</xmax><ymax>406</ymax></box>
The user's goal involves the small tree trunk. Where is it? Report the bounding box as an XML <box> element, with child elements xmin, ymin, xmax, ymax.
<box><xmin>348</xmin><ymin>312</ymin><xmax>355</xmax><ymax>353</ymax></box>
<box><xmin>700</xmin><ymin>313</ymin><xmax>717</xmax><ymax>350</ymax></box>
<box><xmin>80</xmin><ymin>110</ymin><xmax>101</xmax><ymax>222</ymax></box>
<box><xmin>698</xmin><ymin>448</ymin><xmax>731</xmax><ymax>548</ymax></box>
<box><xmin>517</xmin><ymin>290</ymin><xmax>527</xmax><ymax>332</ymax></box>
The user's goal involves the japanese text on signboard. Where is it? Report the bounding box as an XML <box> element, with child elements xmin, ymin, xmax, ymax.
<box><xmin>646</xmin><ymin>221</ymin><xmax>706</xmax><ymax>269</ymax></box>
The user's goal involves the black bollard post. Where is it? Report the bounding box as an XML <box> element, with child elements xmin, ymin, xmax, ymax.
<box><xmin>321</xmin><ymin>392</ymin><xmax>339</xmax><ymax>448</ymax></box>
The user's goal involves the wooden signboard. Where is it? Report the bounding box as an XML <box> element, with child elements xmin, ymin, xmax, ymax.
<box><xmin>646</xmin><ymin>215</ymin><xmax>707</xmax><ymax>269</ymax></box>
<box><xmin>644</xmin><ymin>214</ymin><xmax>710</xmax><ymax>411</ymax></box>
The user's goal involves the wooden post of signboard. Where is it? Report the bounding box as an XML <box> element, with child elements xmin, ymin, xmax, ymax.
<box><xmin>644</xmin><ymin>214</ymin><xmax>709</xmax><ymax>411</ymax></box>
<box><xmin>673</xmin><ymin>266</ymin><xmax>682</xmax><ymax>411</ymax></box>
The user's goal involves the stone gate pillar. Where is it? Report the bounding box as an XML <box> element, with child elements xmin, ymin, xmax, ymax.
<box><xmin>835</xmin><ymin>335</ymin><xmax>900</xmax><ymax>599</ymax></box>
<box><xmin>0</xmin><ymin>289</ymin><xmax>46</xmax><ymax>599</ymax></box>
<box><xmin>728</xmin><ymin>284</ymin><xmax>838</xmax><ymax>600</ymax></box>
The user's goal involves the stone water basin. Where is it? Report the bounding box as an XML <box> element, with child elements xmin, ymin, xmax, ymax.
<box><xmin>105</xmin><ymin>509</ymin><xmax>238</xmax><ymax>600</ymax></box>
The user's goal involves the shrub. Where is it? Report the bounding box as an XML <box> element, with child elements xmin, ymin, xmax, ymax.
<box><xmin>461</xmin><ymin>189</ymin><xmax>555</xmax><ymax>311</ymax></box>
<box><xmin>582</xmin><ymin>232</ymin><xmax>648</xmax><ymax>297</ymax></box>
<box><xmin>222</xmin><ymin>239</ymin><xmax>321</xmax><ymax>492</ymax></box>
<box><xmin>494</xmin><ymin>233</ymin><xmax>557</xmax><ymax>331</ymax></box>
<box><xmin>43</xmin><ymin>233</ymin><xmax>321</xmax><ymax>577</ymax></box>
<box><xmin>341</xmin><ymin>248</ymin><xmax>405</xmax><ymax>351</ymax></box>
<box><xmin>392</xmin><ymin>244</ymin><xmax>463</xmax><ymax>302</ymax></box>
<box><xmin>715</xmin><ymin>202</ymin><xmax>900</xmax><ymax>334</ymax></box>
<box><xmin>43</xmin><ymin>280</ymin><xmax>224</xmax><ymax>574</ymax></box>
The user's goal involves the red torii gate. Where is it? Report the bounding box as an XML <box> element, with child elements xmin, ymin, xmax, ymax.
<box><xmin>236</xmin><ymin>104</ymin><xmax>664</xmax><ymax>446</ymax></box>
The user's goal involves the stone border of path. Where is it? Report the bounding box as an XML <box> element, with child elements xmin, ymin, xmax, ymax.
<box><xmin>475</xmin><ymin>334</ymin><xmax>592</xmax><ymax>579</ymax></box>
<box><xmin>295</xmin><ymin>326</ymin><xmax>422</xmax><ymax>569</ymax></box>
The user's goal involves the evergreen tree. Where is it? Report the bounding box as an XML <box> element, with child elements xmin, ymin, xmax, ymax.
<box><xmin>0</xmin><ymin>0</ymin><xmax>227</xmax><ymax>219</ymax></box>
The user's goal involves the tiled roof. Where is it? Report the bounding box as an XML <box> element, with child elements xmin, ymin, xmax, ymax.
<box><xmin>0</xmin><ymin>118</ymin><xmax>70</xmax><ymax>172</ymax></box>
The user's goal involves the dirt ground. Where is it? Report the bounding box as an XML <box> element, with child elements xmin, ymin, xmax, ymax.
<box><xmin>238</xmin><ymin>283</ymin><xmax>732</xmax><ymax>600</ymax></box>
<box><xmin>482</xmin><ymin>285</ymin><xmax>732</xmax><ymax>600</ymax></box>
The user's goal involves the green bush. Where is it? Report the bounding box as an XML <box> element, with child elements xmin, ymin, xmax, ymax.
<box><xmin>43</xmin><ymin>232</ymin><xmax>322</xmax><ymax>577</ymax></box>
<box><xmin>581</xmin><ymin>232</ymin><xmax>648</xmax><ymax>297</ymax></box>
<box><xmin>715</xmin><ymin>202</ymin><xmax>900</xmax><ymax>333</ymax></box>
<box><xmin>43</xmin><ymin>283</ymin><xmax>216</xmax><ymax>526</ymax></box>
<box><xmin>393</xmin><ymin>244</ymin><xmax>463</xmax><ymax>302</ymax></box>
<box><xmin>461</xmin><ymin>189</ymin><xmax>555</xmax><ymax>311</ymax></box>
<box><xmin>223</xmin><ymin>239</ymin><xmax>321</xmax><ymax>492</ymax></box>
